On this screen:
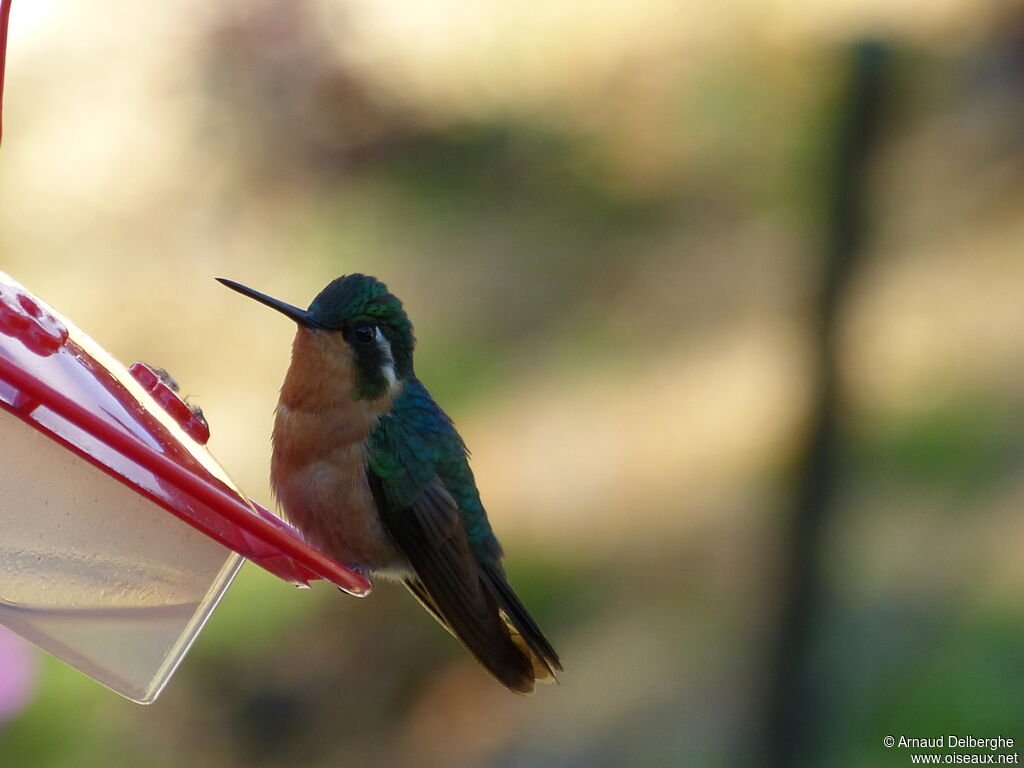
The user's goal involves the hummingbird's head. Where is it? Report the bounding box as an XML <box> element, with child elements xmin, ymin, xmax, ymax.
<box><xmin>308</xmin><ymin>273</ymin><xmax>415</xmax><ymax>392</ymax></box>
<box><xmin>217</xmin><ymin>274</ymin><xmax>415</xmax><ymax>401</ymax></box>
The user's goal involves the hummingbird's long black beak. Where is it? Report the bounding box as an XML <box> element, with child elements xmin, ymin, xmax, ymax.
<box><xmin>216</xmin><ymin>278</ymin><xmax>323</xmax><ymax>328</ymax></box>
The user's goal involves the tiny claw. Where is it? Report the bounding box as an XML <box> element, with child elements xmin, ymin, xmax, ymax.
<box><xmin>337</xmin><ymin>564</ymin><xmax>373</xmax><ymax>596</ymax></box>
<box><xmin>348</xmin><ymin>563</ymin><xmax>372</xmax><ymax>580</ymax></box>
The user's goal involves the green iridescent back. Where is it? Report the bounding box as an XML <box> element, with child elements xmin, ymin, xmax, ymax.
<box><xmin>366</xmin><ymin>377</ymin><xmax>503</xmax><ymax>568</ymax></box>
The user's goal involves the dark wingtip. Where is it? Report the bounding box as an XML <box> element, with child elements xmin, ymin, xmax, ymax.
<box><xmin>481</xmin><ymin>565</ymin><xmax>562</xmax><ymax>688</ymax></box>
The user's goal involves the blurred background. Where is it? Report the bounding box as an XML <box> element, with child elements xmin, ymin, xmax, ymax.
<box><xmin>2</xmin><ymin>0</ymin><xmax>1024</xmax><ymax>766</ymax></box>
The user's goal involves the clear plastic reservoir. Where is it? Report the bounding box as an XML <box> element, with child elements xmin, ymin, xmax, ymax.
<box><xmin>0</xmin><ymin>408</ymin><xmax>242</xmax><ymax>703</ymax></box>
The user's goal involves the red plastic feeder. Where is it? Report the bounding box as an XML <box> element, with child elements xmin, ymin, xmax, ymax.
<box><xmin>0</xmin><ymin>272</ymin><xmax>371</xmax><ymax>702</ymax></box>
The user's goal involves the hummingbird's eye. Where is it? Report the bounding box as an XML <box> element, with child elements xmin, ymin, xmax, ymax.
<box><xmin>353</xmin><ymin>325</ymin><xmax>375</xmax><ymax>346</ymax></box>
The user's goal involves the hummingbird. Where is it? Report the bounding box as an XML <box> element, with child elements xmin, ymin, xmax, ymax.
<box><xmin>217</xmin><ymin>274</ymin><xmax>561</xmax><ymax>693</ymax></box>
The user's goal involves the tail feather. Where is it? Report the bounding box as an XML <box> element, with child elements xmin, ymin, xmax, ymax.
<box><xmin>371</xmin><ymin>471</ymin><xmax>560</xmax><ymax>693</ymax></box>
<box><xmin>402</xmin><ymin>576</ymin><xmax>537</xmax><ymax>693</ymax></box>
<box><xmin>481</xmin><ymin>563</ymin><xmax>562</xmax><ymax>682</ymax></box>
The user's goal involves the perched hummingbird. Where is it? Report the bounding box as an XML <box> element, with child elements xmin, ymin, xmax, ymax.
<box><xmin>217</xmin><ymin>274</ymin><xmax>561</xmax><ymax>692</ymax></box>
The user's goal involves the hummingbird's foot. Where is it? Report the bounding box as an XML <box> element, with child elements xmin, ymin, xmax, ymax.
<box><xmin>337</xmin><ymin>563</ymin><xmax>372</xmax><ymax>594</ymax></box>
<box><xmin>350</xmin><ymin>563</ymin><xmax>371</xmax><ymax>578</ymax></box>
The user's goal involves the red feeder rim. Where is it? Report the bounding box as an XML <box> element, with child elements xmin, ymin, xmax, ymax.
<box><xmin>0</xmin><ymin>272</ymin><xmax>372</xmax><ymax>597</ymax></box>
<box><xmin>0</xmin><ymin>0</ymin><xmax>11</xmax><ymax>148</ymax></box>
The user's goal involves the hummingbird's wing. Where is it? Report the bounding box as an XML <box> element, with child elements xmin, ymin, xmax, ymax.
<box><xmin>366</xmin><ymin>383</ymin><xmax>559</xmax><ymax>693</ymax></box>
<box><xmin>368</xmin><ymin>471</ymin><xmax>543</xmax><ymax>693</ymax></box>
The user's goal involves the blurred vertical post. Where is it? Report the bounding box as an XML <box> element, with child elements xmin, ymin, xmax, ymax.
<box><xmin>759</xmin><ymin>40</ymin><xmax>888</xmax><ymax>768</ymax></box>
<box><xmin>0</xmin><ymin>0</ymin><xmax>11</xmax><ymax>147</ymax></box>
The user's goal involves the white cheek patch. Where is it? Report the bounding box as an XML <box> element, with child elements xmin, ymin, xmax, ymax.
<box><xmin>375</xmin><ymin>326</ymin><xmax>400</xmax><ymax>396</ymax></box>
